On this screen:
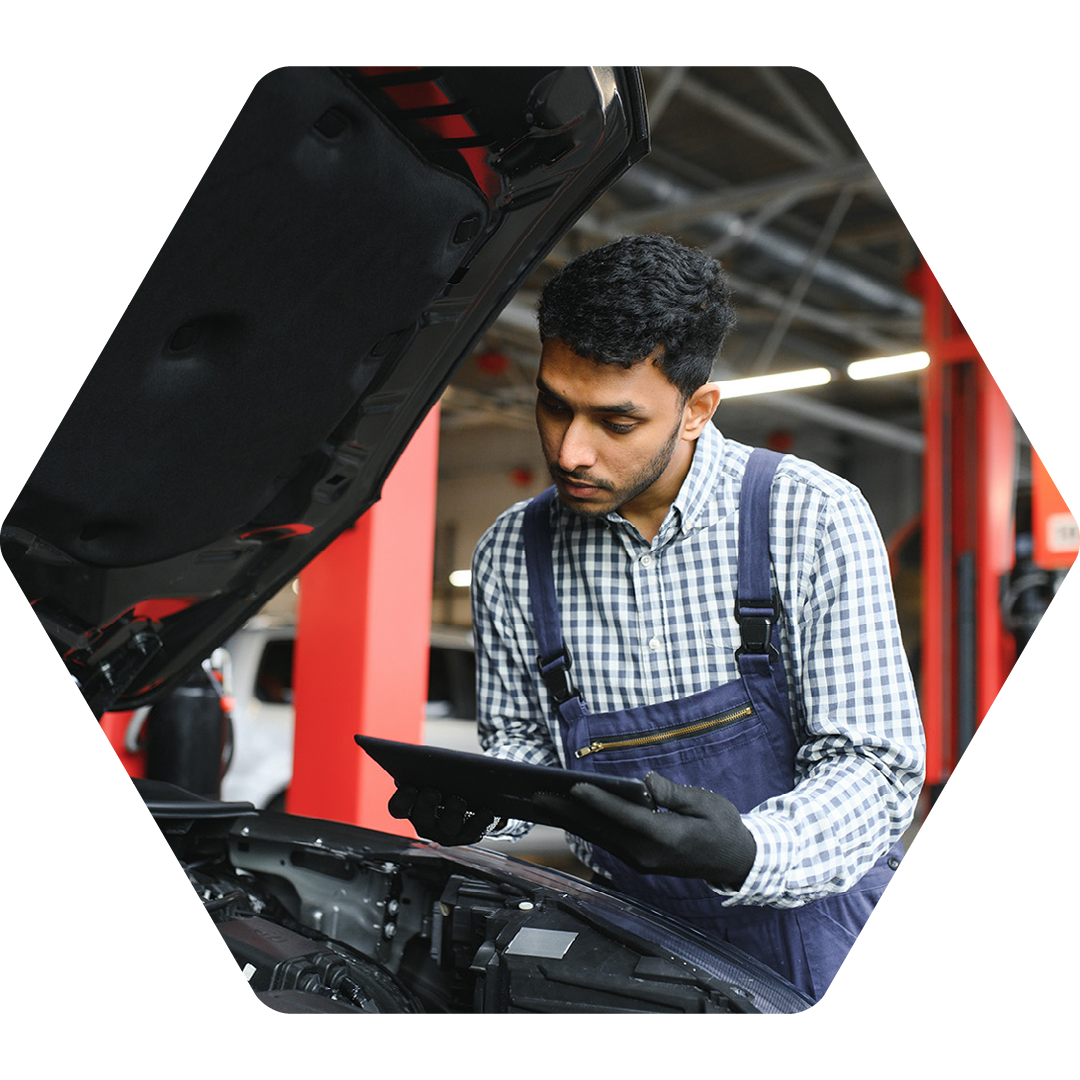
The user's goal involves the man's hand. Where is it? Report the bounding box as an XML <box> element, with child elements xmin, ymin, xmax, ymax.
<box><xmin>387</xmin><ymin>785</ymin><xmax>495</xmax><ymax>845</ymax></box>
<box><xmin>536</xmin><ymin>772</ymin><xmax>756</xmax><ymax>889</ymax></box>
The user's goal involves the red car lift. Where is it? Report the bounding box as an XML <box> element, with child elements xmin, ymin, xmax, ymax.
<box><xmin>911</xmin><ymin>261</ymin><xmax>1080</xmax><ymax>825</ymax></box>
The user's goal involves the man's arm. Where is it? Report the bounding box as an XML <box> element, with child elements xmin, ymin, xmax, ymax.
<box><xmin>382</xmin><ymin>512</ymin><xmax>557</xmax><ymax>846</ymax></box>
<box><xmin>470</xmin><ymin>515</ymin><xmax>562</xmax><ymax>838</ymax></box>
<box><xmin>716</xmin><ymin>478</ymin><xmax>925</xmax><ymax>907</ymax></box>
<box><xmin>388</xmin><ymin>513</ymin><xmax>563</xmax><ymax>846</ymax></box>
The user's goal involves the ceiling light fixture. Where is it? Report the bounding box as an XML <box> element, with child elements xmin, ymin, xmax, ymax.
<box><xmin>448</xmin><ymin>570</ymin><xmax>472</xmax><ymax>588</ymax></box>
<box><xmin>718</xmin><ymin>367</ymin><xmax>832</xmax><ymax>400</ymax></box>
<box><xmin>846</xmin><ymin>351</ymin><xmax>930</xmax><ymax>380</ymax></box>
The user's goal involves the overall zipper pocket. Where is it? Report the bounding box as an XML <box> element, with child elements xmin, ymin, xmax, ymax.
<box><xmin>573</xmin><ymin>702</ymin><xmax>754</xmax><ymax>758</ymax></box>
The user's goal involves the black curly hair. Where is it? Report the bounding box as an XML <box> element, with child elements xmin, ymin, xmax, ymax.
<box><xmin>537</xmin><ymin>233</ymin><xmax>735</xmax><ymax>399</ymax></box>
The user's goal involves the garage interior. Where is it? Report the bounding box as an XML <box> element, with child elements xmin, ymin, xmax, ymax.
<box><xmin>91</xmin><ymin>66</ymin><xmax>1075</xmax><ymax>875</ymax></box>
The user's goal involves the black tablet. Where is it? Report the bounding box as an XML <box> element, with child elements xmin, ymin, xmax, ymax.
<box><xmin>354</xmin><ymin>734</ymin><xmax>653</xmax><ymax>828</ymax></box>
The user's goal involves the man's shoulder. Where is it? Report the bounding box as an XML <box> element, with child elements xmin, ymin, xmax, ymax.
<box><xmin>473</xmin><ymin>493</ymin><xmax>542</xmax><ymax>569</ymax></box>
<box><xmin>718</xmin><ymin>436</ymin><xmax>863</xmax><ymax>504</ymax></box>
<box><xmin>775</xmin><ymin>452</ymin><xmax>863</xmax><ymax>503</ymax></box>
<box><xmin>480</xmin><ymin>494</ymin><xmax>536</xmax><ymax>537</ymax></box>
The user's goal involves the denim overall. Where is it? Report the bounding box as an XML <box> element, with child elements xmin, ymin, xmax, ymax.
<box><xmin>523</xmin><ymin>448</ymin><xmax>901</xmax><ymax>1000</ymax></box>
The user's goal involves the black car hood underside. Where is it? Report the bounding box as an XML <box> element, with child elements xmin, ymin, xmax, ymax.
<box><xmin>2</xmin><ymin>66</ymin><xmax>649</xmax><ymax>715</ymax></box>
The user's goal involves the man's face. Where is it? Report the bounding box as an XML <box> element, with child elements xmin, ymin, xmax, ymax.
<box><xmin>535</xmin><ymin>337</ymin><xmax>697</xmax><ymax>523</ymax></box>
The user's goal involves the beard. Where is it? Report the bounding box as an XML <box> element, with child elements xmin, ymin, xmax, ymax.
<box><xmin>549</xmin><ymin>418</ymin><xmax>682</xmax><ymax>520</ymax></box>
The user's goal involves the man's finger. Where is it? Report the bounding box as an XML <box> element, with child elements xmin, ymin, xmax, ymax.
<box><xmin>388</xmin><ymin>785</ymin><xmax>418</xmax><ymax>819</ymax></box>
<box><xmin>438</xmin><ymin>794</ymin><xmax>469</xmax><ymax>835</ymax></box>
<box><xmin>408</xmin><ymin>788</ymin><xmax>453</xmax><ymax>839</ymax></box>
<box><xmin>644</xmin><ymin>772</ymin><xmax>710</xmax><ymax>815</ymax></box>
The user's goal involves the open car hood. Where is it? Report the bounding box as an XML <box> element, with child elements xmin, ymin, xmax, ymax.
<box><xmin>2</xmin><ymin>66</ymin><xmax>649</xmax><ymax>716</ymax></box>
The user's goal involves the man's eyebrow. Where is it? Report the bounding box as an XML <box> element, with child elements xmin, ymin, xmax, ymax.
<box><xmin>535</xmin><ymin>377</ymin><xmax>644</xmax><ymax>415</ymax></box>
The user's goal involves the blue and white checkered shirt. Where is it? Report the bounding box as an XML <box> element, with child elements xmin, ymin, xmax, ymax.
<box><xmin>470</xmin><ymin>422</ymin><xmax>925</xmax><ymax>908</ymax></box>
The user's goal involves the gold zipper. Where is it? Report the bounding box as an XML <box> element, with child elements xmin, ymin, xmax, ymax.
<box><xmin>573</xmin><ymin>703</ymin><xmax>754</xmax><ymax>758</ymax></box>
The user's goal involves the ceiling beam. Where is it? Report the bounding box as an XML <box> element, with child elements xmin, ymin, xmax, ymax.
<box><xmin>753</xmin><ymin>67</ymin><xmax>849</xmax><ymax>157</ymax></box>
<box><xmin>724</xmin><ymin>273</ymin><xmax>914</xmax><ymax>355</ymax></box>
<box><xmin>643</xmin><ymin>66</ymin><xmax>688</xmax><ymax>128</ymax></box>
<box><xmin>606</xmin><ymin>159</ymin><xmax>879</xmax><ymax>233</ymax></box>
<box><xmin>751</xmin><ymin>185</ymin><xmax>857</xmax><ymax>375</ymax></box>
<box><xmin>644</xmin><ymin>66</ymin><xmax>834</xmax><ymax>166</ymax></box>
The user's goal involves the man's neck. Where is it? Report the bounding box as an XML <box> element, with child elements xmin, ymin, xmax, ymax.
<box><xmin>619</xmin><ymin>439</ymin><xmax>697</xmax><ymax>543</ymax></box>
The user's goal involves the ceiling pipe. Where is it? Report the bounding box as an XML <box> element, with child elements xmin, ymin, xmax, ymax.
<box><xmin>722</xmin><ymin>390</ymin><xmax>925</xmax><ymax>455</ymax></box>
<box><xmin>607</xmin><ymin>162</ymin><xmax>922</xmax><ymax>318</ymax></box>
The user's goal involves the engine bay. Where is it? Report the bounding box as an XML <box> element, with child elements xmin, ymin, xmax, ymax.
<box><xmin>143</xmin><ymin>780</ymin><xmax>809</xmax><ymax>1014</ymax></box>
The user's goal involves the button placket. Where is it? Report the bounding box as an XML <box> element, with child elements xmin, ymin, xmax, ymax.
<box><xmin>631</xmin><ymin>543</ymin><xmax>670</xmax><ymax>696</ymax></box>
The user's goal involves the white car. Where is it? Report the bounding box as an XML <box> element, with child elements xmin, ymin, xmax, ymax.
<box><xmin>221</xmin><ymin>616</ymin><xmax>582</xmax><ymax>869</ymax></box>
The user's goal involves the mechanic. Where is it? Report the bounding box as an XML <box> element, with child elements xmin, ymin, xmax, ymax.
<box><xmin>390</xmin><ymin>233</ymin><xmax>925</xmax><ymax>1000</ymax></box>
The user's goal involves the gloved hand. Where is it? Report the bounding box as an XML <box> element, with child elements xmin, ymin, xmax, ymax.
<box><xmin>387</xmin><ymin>785</ymin><xmax>495</xmax><ymax>846</ymax></box>
<box><xmin>536</xmin><ymin>771</ymin><xmax>756</xmax><ymax>890</ymax></box>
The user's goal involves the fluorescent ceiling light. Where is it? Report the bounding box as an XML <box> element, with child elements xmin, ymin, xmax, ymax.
<box><xmin>448</xmin><ymin>569</ymin><xmax>472</xmax><ymax>588</ymax></box>
<box><xmin>718</xmin><ymin>367</ymin><xmax>831</xmax><ymax>399</ymax></box>
<box><xmin>847</xmin><ymin>351</ymin><xmax>930</xmax><ymax>380</ymax></box>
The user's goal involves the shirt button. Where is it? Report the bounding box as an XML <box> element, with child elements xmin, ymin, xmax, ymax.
<box><xmin>640</xmin><ymin>553</ymin><xmax>654</xmax><ymax>567</ymax></box>
<box><xmin>648</xmin><ymin>636</ymin><xmax>662</xmax><ymax>651</ymax></box>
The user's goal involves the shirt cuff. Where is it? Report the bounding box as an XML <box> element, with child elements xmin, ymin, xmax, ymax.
<box><xmin>707</xmin><ymin>813</ymin><xmax>795</xmax><ymax>907</ymax></box>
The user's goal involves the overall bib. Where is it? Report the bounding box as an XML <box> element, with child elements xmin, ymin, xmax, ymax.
<box><xmin>523</xmin><ymin>448</ymin><xmax>901</xmax><ymax>1000</ymax></box>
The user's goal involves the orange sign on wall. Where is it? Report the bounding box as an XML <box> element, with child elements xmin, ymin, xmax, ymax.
<box><xmin>1031</xmin><ymin>450</ymin><xmax>1078</xmax><ymax>571</ymax></box>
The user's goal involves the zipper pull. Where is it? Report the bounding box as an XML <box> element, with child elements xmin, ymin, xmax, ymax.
<box><xmin>574</xmin><ymin>742</ymin><xmax>602</xmax><ymax>759</ymax></box>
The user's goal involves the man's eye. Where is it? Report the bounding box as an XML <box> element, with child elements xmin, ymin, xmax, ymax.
<box><xmin>604</xmin><ymin>420</ymin><xmax>636</xmax><ymax>434</ymax></box>
<box><xmin>539</xmin><ymin>395</ymin><xmax>569</xmax><ymax>414</ymax></box>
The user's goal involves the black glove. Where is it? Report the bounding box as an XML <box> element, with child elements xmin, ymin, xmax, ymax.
<box><xmin>387</xmin><ymin>785</ymin><xmax>495</xmax><ymax>845</ymax></box>
<box><xmin>535</xmin><ymin>772</ymin><xmax>756</xmax><ymax>890</ymax></box>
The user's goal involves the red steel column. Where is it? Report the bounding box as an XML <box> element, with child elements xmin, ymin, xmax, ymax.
<box><xmin>287</xmin><ymin>407</ymin><xmax>440</xmax><ymax>830</ymax></box>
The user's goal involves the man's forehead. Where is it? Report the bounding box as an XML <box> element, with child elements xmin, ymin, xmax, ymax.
<box><xmin>537</xmin><ymin>337</ymin><xmax>675</xmax><ymax>402</ymax></box>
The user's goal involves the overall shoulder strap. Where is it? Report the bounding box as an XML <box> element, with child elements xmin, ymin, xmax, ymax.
<box><xmin>523</xmin><ymin>487</ymin><xmax>580</xmax><ymax>707</ymax></box>
<box><xmin>736</xmin><ymin>448</ymin><xmax>784</xmax><ymax>662</ymax></box>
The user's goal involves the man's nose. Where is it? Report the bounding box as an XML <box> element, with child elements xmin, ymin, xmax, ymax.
<box><xmin>557</xmin><ymin>419</ymin><xmax>597</xmax><ymax>473</ymax></box>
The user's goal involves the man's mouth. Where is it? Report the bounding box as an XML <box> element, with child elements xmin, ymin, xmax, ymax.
<box><xmin>553</xmin><ymin>470</ymin><xmax>611</xmax><ymax>499</ymax></box>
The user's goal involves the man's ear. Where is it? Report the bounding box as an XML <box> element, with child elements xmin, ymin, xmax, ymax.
<box><xmin>681</xmin><ymin>382</ymin><xmax>721</xmax><ymax>440</ymax></box>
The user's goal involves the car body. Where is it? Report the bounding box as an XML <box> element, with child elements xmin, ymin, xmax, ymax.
<box><xmin>149</xmin><ymin>778</ymin><xmax>810</xmax><ymax>1013</ymax></box>
<box><xmin>219</xmin><ymin>615</ymin><xmax>298</xmax><ymax>808</ymax></box>
<box><xmin>2</xmin><ymin>65</ymin><xmax>813</xmax><ymax>1013</ymax></box>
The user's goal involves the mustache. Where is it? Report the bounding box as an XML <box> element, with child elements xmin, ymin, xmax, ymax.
<box><xmin>549</xmin><ymin>466</ymin><xmax>613</xmax><ymax>492</ymax></box>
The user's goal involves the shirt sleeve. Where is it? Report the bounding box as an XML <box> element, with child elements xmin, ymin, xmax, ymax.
<box><xmin>712</xmin><ymin>479</ymin><xmax>926</xmax><ymax>908</ymax></box>
<box><xmin>470</xmin><ymin>518</ymin><xmax>561</xmax><ymax>839</ymax></box>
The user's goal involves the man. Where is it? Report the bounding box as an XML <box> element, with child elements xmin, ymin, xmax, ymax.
<box><xmin>391</xmin><ymin>233</ymin><xmax>925</xmax><ymax>1000</ymax></box>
